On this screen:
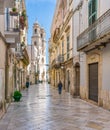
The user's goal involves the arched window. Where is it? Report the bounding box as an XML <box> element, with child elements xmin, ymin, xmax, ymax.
<box><xmin>34</xmin><ymin>41</ymin><xmax>37</xmax><ymax>46</ymax></box>
<box><xmin>41</xmin><ymin>33</ymin><xmax>43</xmax><ymax>38</ymax></box>
<box><xmin>34</xmin><ymin>29</ymin><xmax>37</xmax><ymax>34</ymax></box>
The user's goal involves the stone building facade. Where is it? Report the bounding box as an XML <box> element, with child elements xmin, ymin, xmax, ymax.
<box><xmin>0</xmin><ymin>33</ymin><xmax>7</xmax><ymax>118</ymax></box>
<box><xmin>28</xmin><ymin>22</ymin><xmax>46</xmax><ymax>84</ymax></box>
<box><xmin>50</xmin><ymin>0</ymin><xmax>110</xmax><ymax>110</ymax></box>
<box><xmin>49</xmin><ymin>0</ymin><xmax>74</xmax><ymax>93</ymax></box>
<box><xmin>0</xmin><ymin>0</ymin><xmax>29</xmax><ymax>118</ymax></box>
<box><xmin>77</xmin><ymin>0</ymin><xmax>110</xmax><ymax>110</ymax></box>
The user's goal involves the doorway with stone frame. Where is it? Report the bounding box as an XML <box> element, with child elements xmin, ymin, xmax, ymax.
<box><xmin>74</xmin><ymin>62</ymin><xmax>80</xmax><ymax>97</ymax></box>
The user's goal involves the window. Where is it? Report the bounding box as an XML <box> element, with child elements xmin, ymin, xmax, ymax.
<box><xmin>34</xmin><ymin>41</ymin><xmax>37</xmax><ymax>46</ymax></box>
<box><xmin>67</xmin><ymin>35</ymin><xmax>70</xmax><ymax>60</ymax></box>
<box><xmin>88</xmin><ymin>0</ymin><xmax>97</xmax><ymax>25</ymax></box>
<box><xmin>88</xmin><ymin>0</ymin><xmax>97</xmax><ymax>41</ymax></box>
<box><xmin>6</xmin><ymin>8</ymin><xmax>10</xmax><ymax>31</ymax></box>
<box><xmin>41</xmin><ymin>33</ymin><xmax>43</xmax><ymax>38</ymax></box>
<box><xmin>34</xmin><ymin>29</ymin><xmax>37</xmax><ymax>34</ymax></box>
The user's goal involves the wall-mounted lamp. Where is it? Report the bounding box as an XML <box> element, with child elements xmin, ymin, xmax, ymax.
<box><xmin>61</xmin><ymin>64</ymin><xmax>65</xmax><ymax>69</ymax></box>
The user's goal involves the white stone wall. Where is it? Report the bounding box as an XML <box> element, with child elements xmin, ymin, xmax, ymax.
<box><xmin>0</xmin><ymin>15</ymin><xmax>4</xmax><ymax>36</ymax></box>
<box><xmin>102</xmin><ymin>44</ymin><xmax>110</xmax><ymax>90</ymax></box>
<box><xmin>78</xmin><ymin>0</ymin><xmax>110</xmax><ymax>103</ymax></box>
<box><xmin>0</xmin><ymin>37</ymin><xmax>6</xmax><ymax>102</ymax></box>
<box><xmin>99</xmin><ymin>0</ymin><xmax>110</xmax><ymax>16</ymax></box>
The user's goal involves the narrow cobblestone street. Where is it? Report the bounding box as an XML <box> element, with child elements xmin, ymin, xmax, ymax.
<box><xmin>0</xmin><ymin>83</ymin><xmax>110</xmax><ymax>130</ymax></box>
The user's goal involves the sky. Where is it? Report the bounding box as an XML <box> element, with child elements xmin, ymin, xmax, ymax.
<box><xmin>26</xmin><ymin>0</ymin><xmax>56</xmax><ymax>64</ymax></box>
<box><xmin>26</xmin><ymin>0</ymin><xmax>56</xmax><ymax>44</ymax></box>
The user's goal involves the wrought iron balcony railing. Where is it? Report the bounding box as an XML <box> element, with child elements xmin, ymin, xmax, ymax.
<box><xmin>56</xmin><ymin>54</ymin><xmax>64</xmax><ymax>64</ymax></box>
<box><xmin>77</xmin><ymin>9</ymin><xmax>110</xmax><ymax>51</ymax></box>
<box><xmin>5</xmin><ymin>28</ymin><xmax>20</xmax><ymax>32</ymax></box>
<box><xmin>51</xmin><ymin>54</ymin><xmax>64</xmax><ymax>68</ymax></box>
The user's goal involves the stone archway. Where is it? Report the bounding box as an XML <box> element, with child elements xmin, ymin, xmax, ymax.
<box><xmin>74</xmin><ymin>62</ymin><xmax>80</xmax><ymax>97</ymax></box>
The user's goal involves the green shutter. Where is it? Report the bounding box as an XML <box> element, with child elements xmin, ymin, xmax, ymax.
<box><xmin>88</xmin><ymin>0</ymin><xmax>97</xmax><ymax>25</ymax></box>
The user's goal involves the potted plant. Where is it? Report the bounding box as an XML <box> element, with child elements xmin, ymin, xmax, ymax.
<box><xmin>12</xmin><ymin>7</ymin><xmax>17</xmax><ymax>12</ymax></box>
<box><xmin>13</xmin><ymin>91</ymin><xmax>22</xmax><ymax>102</ymax></box>
<box><xmin>10</xmin><ymin>7</ymin><xmax>18</xmax><ymax>16</ymax></box>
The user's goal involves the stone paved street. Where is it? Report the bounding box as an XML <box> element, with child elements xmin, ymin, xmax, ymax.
<box><xmin>0</xmin><ymin>83</ymin><xmax>110</xmax><ymax>130</ymax></box>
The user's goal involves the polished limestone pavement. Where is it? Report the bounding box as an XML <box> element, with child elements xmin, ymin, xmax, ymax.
<box><xmin>0</xmin><ymin>83</ymin><xmax>110</xmax><ymax>130</ymax></box>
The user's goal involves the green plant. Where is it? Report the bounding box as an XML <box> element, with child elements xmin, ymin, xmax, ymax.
<box><xmin>21</xmin><ymin>42</ymin><xmax>25</xmax><ymax>46</ymax></box>
<box><xmin>10</xmin><ymin>7</ymin><xmax>18</xmax><ymax>16</ymax></box>
<box><xmin>13</xmin><ymin>91</ymin><xmax>22</xmax><ymax>102</ymax></box>
<box><xmin>13</xmin><ymin>91</ymin><xmax>22</xmax><ymax>97</ymax></box>
<box><xmin>12</xmin><ymin>7</ymin><xmax>17</xmax><ymax>12</ymax></box>
<box><xmin>21</xmin><ymin>10</ymin><xmax>26</xmax><ymax>21</ymax></box>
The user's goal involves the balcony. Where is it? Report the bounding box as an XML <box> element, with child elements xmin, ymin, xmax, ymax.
<box><xmin>51</xmin><ymin>54</ymin><xmax>64</xmax><ymax>69</ymax></box>
<box><xmin>77</xmin><ymin>9</ymin><xmax>110</xmax><ymax>51</ymax></box>
<box><xmin>10</xmin><ymin>7</ymin><xmax>19</xmax><ymax>16</ymax></box>
<box><xmin>16</xmin><ymin>44</ymin><xmax>29</xmax><ymax>65</ymax></box>
<box><xmin>56</xmin><ymin>54</ymin><xmax>64</xmax><ymax>64</ymax></box>
<box><xmin>5</xmin><ymin>28</ymin><xmax>20</xmax><ymax>44</ymax></box>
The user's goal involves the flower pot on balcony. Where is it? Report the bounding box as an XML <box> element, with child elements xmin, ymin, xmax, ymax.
<box><xmin>10</xmin><ymin>7</ymin><xmax>18</xmax><ymax>16</ymax></box>
<box><xmin>10</xmin><ymin>11</ymin><xmax>18</xmax><ymax>16</ymax></box>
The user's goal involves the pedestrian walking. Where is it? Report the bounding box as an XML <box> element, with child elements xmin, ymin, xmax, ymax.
<box><xmin>26</xmin><ymin>81</ymin><xmax>29</xmax><ymax>89</ymax></box>
<box><xmin>58</xmin><ymin>80</ymin><xmax>63</xmax><ymax>94</ymax></box>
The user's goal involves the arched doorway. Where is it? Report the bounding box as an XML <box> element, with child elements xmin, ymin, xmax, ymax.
<box><xmin>65</xmin><ymin>69</ymin><xmax>70</xmax><ymax>92</ymax></box>
<box><xmin>67</xmin><ymin>70</ymin><xmax>70</xmax><ymax>92</ymax></box>
<box><xmin>74</xmin><ymin>63</ymin><xmax>80</xmax><ymax>96</ymax></box>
